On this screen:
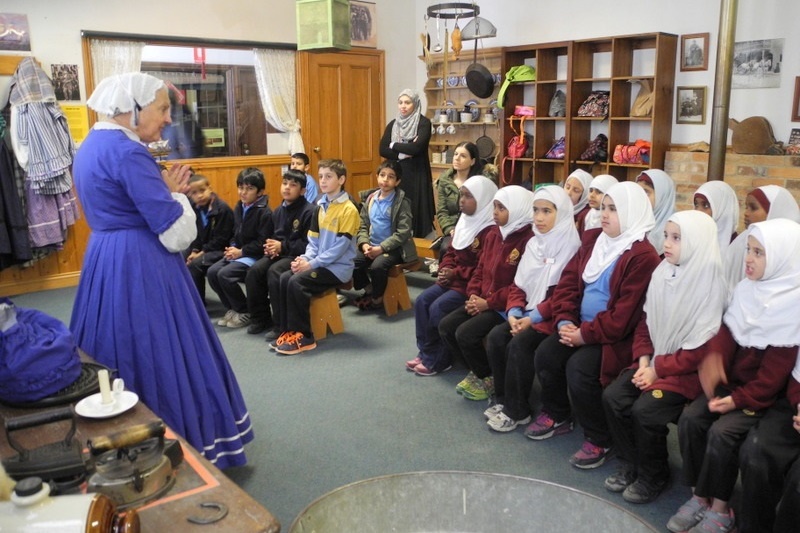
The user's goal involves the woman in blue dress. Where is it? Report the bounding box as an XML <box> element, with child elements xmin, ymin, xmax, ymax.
<box><xmin>70</xmin><ymin>73</ymin><xmax>253</xmax><ymax>469</ymax></box>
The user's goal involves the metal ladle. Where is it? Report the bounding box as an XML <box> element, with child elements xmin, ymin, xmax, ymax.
<box><xmin>433</xmin><ymin>15</ymin><xmax>442</xmax><ymax>52</ymax></box>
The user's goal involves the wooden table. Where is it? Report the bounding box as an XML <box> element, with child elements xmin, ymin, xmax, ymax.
<box><xmin>0</xmin><ymin>394</ymin><xmax>280</xmax><ymax>532</ymax></box>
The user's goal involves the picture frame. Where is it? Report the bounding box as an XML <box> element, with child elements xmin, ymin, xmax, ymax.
<box><xmin>788</xmin><ymin>128</ymin><xmax>800</xmax><ymax>145</ymax></box>
<box><xmin>676</xmin><ymin>86</ymin><xmax>707</xmax><ymax>125</ymax></box>
<box><xmin>350</xmin><ymin>0</ymin><xmax>377</xmax><ymax>48</ymax></box>
<box><xmin>680</xmin><ymin>33</ymin><xmax>709</xmax><ymax>72</ymax></box>
<box><xmin>792</xmin><ymin>77</ymin><xmax>800</xmax><ymax>122</ymax></box>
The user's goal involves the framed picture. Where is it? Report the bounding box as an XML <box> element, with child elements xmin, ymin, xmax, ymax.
<box><xmin>350</xmin><ymin>0</ymin><xmax>376</xmax><ymax>48</ymax></box>
<box><xmin>792</xmin><ymin>77</ymin><xmax>800</xmax><ymax>122</ymax></box>
<box><xmin>788</xmin><ymin>128</ymin><xmax>800</xmax><ymax>145</ymax></box>
<box><xmin>676</xmin><ymin>86</ymin><xmax>707</xmax><ymax>125</ymax></box>
<box><xmin>680</xmin><ymin>33</ymin><xmax>709</xmax><ymax>71</ymax></box>
<box><xmin>732</xmin><ymin>38</ymin><xmax>784</xmax><ymax>89</ymax></box>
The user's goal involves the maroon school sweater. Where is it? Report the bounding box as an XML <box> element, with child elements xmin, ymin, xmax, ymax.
<box><xmin>708</xmin><ymin>324</ymin><xmax>798</xmax><ymax>412</ymax></box>
<box><xmin>550</xmin><ymin>229</ymin><xmax>661</xmax><ymax>386</ymax></box>
<box><xmin>436</xmin><ymin>225</ymin><xmax>493</xmax><ymax>296</ymax></box>
<box><xmin>632</xmin><ymin>313</ymin><xmax>709</xmax><ymax>400</ymax></box>
<box><xmin>465</xmin><ymin>225</ymin><xmax>534</xmax><ymax>312</ymax></box>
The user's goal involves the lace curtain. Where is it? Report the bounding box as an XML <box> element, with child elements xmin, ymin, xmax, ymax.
<box><xmin>89</xmin><ymin>39</ymin><xmax>145</xmax><ymax>84</ymax></box>
<box><xmin>252</xmin><ymin>48</ymin><xmax>304</xmax><ymax>154</ymax></box>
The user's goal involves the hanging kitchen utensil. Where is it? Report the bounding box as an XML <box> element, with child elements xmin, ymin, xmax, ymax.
<box><xmin>476</xmin><ymin>123</ymin><xmax>495</xmax><ymax>160</ymax></box>
<box><xmin>433</xmin><ymin>15</ymin><xmax>442</xmax><ymax>53</ymax></box>
<box><xmin>451</xmin><ymin>15</ymin><xmax>462</xmax><ymax>59</ymax></box>
<box><xmin>465</xmin><ymin>35</ymin><xmax>494</xmax><ymax>98</ymax></box>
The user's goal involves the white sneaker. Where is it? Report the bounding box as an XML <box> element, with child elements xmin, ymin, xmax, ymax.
<box><xmin>217</xmin><ymin>309</ymin><xmax>235</xmax><ymax>326</ymax></box>
<box><xmin>483</xmin><ymin>403</ymin><xmax>504</xmax><ymax>420</ymax></box>
<box><xmin>487</xmin><ymin>412</ymin><xmax>531</xmax><ymax>433</ymax></box>
<box><xmin>227</xmin><ymin>312</ymin><xmax>251</xmax><ymax>328</ymax></box>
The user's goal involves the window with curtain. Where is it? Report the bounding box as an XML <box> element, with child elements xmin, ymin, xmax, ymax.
<box><xmin>82</xmin><ymin>32</ymin><xmax>296</xmax><ymax>159</ymax></box>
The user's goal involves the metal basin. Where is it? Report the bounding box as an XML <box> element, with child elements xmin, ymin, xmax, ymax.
<box><xmin>290</xmin><ymin>471</ymin><xmax>658</xmax><ymax>533</ymax></box>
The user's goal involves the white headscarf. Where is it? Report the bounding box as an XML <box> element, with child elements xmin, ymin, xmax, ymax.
<box><xmin>584</xmin><ymin>174</ymin><xmax>618</xmax><ymax>230</ymax></box>
<box><xmin>451</xmin><ymin>175</ymin><xmax>498</xmax><ymax>250</ymax></box>
<box><xmin>87</xmin><ymin>72</ymin><xmax>165</xmax><ymax>119</ymax></box>
<box><xmin>582</xmin><ymin>181</ymin><xmax>655</xmax><ymax>284</ymax></box>
<box><xmin>644</xmin><ymin>211</ymin><xmax>727</xmax><ymax>358</ymax></box>
<box><xmin>566</xmin><ymin>169</ymin><xmax>593</xmax><ymax>215</ymax></box>
<box><xmin>514</xmin><ymin>186</ymin><xmax>580</xmax><ymax>309</ymax></box>
<box><xmin>494</xmin><ymin>185</ymin><xmax>534</xmax><ymax>240</ymax></box>
<box><xmin>694</xmin><ymin>181</ymin><xmax>740</xmax><ymax>252</ymax></box>
<box><xmin>391</xmin><ymin>89</ymin><xmax>422</xmax><ymax>144</ymax></box>
<box><xmin>724</xmin><ymin>219</ymin><xmax>800</xmax><ymax>349</ymax></box>
<box><xmin>723</xmin><ymin>185</ymin><xmax>800</xmax><ymax>292</ymax></box>
<box><xmin>637</xmin><ymin>169</ymin><xmax>676</xmax><ymax>255</ymax></box>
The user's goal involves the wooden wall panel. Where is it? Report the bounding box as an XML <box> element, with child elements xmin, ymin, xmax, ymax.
<box><xmin>1</xmin><ymin>155</ymin><xmax>289</xmax><ymax>297</ymax></box>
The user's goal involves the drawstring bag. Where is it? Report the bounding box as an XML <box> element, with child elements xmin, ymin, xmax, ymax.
<box><xmin>543</xmin><ymin>136</ymin><xmax>566</xmax><ymax>160</ymax></box>
<box><xmin>548</xmin><ymin>89</ymin><xmax>566</xmax><ymax>117</ymax></box>
<box><xmin>579</xmin><ymin>133</ymin><xmax>608</xmax><ymax>162</ymax></box>
<box><xmin>502</xmin><ymin>116</ymin><xmax>530</xmax><ymax>185</ymax></box>
<box><xmin>497</xmin><ymin>65</ymin><xmax>537</xmax><ymax>106</ymax></box>
<box><xmin>612</xmin><ymin>139</ymin><xmax>651</xmax><ymax>164</ymax></box>
<box><xmin>629</xmin><ymin>79</ymin><xmax>654</xmax><ymax>117</ymax></box>
<box><xmin>506</xmin><ymin>116</ymin><xmax>529</xmax><ymax>159</ymax></box>
<box><xmin>577</xmin><ymin>91</ymin><xmax>610</xmax><ymax>118</ymax></box>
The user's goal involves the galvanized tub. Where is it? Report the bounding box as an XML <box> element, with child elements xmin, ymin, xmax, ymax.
<box><xmin>290</xmin><ymin>471</ymin><xmax>659</xmax><ymax>533</ymax></box>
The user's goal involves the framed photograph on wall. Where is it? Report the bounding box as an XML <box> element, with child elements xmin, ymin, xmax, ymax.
<box><xmin>792</xmin><ymin>77</ymin><xmax>800</xmax><ymax>122</ymax></box>
<box><xmin>350</xmin><ymin>0</ymin><xmax>376</xmax><ymax>48</ymax></box>
<box><xmin>676</xmin><ymin>86</ymin><xmax>707</xmax><ymax>124</ymax></box>
<box><xmin>680</xmin><ymin>33</ymin><xmax>709</xmax><ymax>71</ymax></box>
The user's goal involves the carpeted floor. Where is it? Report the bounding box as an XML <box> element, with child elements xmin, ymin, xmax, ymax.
<box><xmin>12</xmin><ymin>273</ymin><xmax>692</xmax><ymax>531</ymax></box>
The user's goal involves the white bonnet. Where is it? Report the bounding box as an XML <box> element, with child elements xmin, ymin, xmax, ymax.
<box><xmin>87</xmin><ymin>72</ymin><xmax>166</xmax><ymax>117</ymax></box>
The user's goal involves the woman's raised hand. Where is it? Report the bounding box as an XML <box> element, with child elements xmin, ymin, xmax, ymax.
<box><xmin>162</xmin><ymin>163</ymin><xmax>192</xmax><ymax>194</ymax></box>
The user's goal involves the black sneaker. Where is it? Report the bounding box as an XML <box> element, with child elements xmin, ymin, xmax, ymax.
<box><xmin>247</xmin><ymin>321</ymin><xmax>269</xmax><ymax>335</ymax></box>
<box><xmin>622</xmin><ymin>475</ymin><xmax>670</xmax><ymax>504</ymax></box>
<box><xmin>604</xmin><ymin>462</ymin><xmax>636</xmax><ymax>493</ymax></box>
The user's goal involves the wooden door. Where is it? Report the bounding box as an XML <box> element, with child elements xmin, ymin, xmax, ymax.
<box><xmin>297</xmin><ymin>49</ymin><xmax>385</xmax><ymax>197</ymax></box>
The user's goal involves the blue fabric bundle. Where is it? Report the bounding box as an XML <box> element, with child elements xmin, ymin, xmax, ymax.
<box><xmin>0</xmin><ymin>298</ymin><xmax>80</xmax><ymax>403</ymax></box>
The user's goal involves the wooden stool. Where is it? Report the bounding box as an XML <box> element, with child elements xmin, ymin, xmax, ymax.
<box><xmin>413</xmin><ymin>237</ymin><xmax>438</xmax><ymax>260</ymax></box>
<box><xmin>309</xmin><ymin>280</ymin><xmax>351</xmax><ymax>340</ymax></box>
<box><xmin>383</xmin><ymin>260</ymin><xmax>422</xmax><ymax>317</ymax></box>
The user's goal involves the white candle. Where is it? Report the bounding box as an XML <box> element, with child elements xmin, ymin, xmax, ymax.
<box><xmin>98</xmin><ymin>369</ymin><xmax>113</xmax><ymax>404</ymax></box>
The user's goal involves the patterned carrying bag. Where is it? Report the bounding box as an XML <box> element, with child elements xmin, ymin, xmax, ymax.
<box><xmin>579</xmin><ymin>133</ymin><xmax>608</xmax><ymax>162</ymax></box>
<box><xmin>577</xmin><ymin>91</ymin><xmax>610</xmax><ymax>118</ymax></box>
<box><xmin>543</xmin><ymin>136</ymin><xmax>566</xmax><ymax>160</ymax></box>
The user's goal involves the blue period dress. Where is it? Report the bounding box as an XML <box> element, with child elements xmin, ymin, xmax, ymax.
<box><xmin>70</xmin><ymin>127</ymin><xmax>253</xmax><ymax>469</ymax></box>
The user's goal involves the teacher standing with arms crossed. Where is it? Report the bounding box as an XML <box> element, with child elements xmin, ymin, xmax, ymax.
<box><xmin>380</xmin><ymin>89</ymin><xmax>434</xmax><ymax>237</ymax></box>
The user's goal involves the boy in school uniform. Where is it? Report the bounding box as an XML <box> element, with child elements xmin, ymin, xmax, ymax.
<box><xmin>244</xmin><ymin>169</ymin><xmax>316</xmax><ymax>336</ymax></box>
<box><xmin>290</xmin><ymin>152</ymin><xmax>320</xmax><ymax>203</ymax></box>
<box><xmin>207</xmin><ymin>167</ymin><xmax>273</xmax><ymax>328</ymax></box>
<box><xmin>273</xmin><ymin>159</ymin><xmax>359</xmax><ymax>355</ymax></box>
<box><xmin>184</xmin><ymin>174</ymin><xmax>235</xmax><ymax>303</ymax></box>
<box><xmin>353</xmin><ymin>160</ymin><xmax>417</xmax><ymax>310</ymax></box>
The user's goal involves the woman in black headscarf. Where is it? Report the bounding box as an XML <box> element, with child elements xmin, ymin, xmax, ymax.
<box><xmin>380</xmin><ymin>89</ymin><xmax>434</xmax><ymax>237</ymax></box>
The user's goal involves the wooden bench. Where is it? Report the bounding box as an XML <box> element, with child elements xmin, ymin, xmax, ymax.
<box><xmin>383</xmin><ymin>260</ymin><xmax>422</xmax><ymax>317</ymax></box>
<box><xmin>413</xmin><ymin>237</ymin><xmax>438</xmax><ymax>260</ymax></box>
<box><xmin>309</xmin><ymin>280</ymin><xmax>352</xmax><ymax>340</ymax></box>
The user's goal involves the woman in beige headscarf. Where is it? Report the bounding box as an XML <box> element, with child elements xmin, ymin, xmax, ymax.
<box><xmin>379</xmin><ymin>88</ymin><xmax>434</xmax><ymax>237</ymax></box>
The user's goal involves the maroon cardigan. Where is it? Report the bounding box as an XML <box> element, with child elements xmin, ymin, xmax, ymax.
<box><xmin>437</xmin><ymin>225</ymin><xmax>493</xmax><ymax>296</ymax></box>
<box><xmin>632</xmin><ymin>313</ymin><xmax>709</xmax><ymax>400</ymax></box>
<box><xmin>574</xmin><ymin>204</ymin><xmax>592</xmax><ymax>238</ymax></box>
<box><xmin>506</xmin><ymin>284</ymin><xmax>558</xmax><ymax>336</ymax></box>
<box><xmin>708</xmin><ymin>324</ymin><xmax>798</xmax><ymax>412</ymax></box>
<box><xmin>466</xmin><ymin>225</ymin><xmax>534</xmax><ymax>312</ymax></box>
<box><xmin>550</xmin><ymin>229</ymin><xmax>661</xmax><ymax>386</ymax></box>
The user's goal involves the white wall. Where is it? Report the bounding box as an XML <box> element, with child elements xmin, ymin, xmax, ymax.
<box><xmin>0</xmin><ymin>0</ymin><xmax>414</xmax><ymax>125</ymax></box>
<box><xmin>413</xmin><ymin>0</ymin><xmax>800</xmax><ymax>145</ymax></box>
<box><xmin>2</xmin><ymin>0</ymin><xmax>798</xmax><ymax>146</ymax></box>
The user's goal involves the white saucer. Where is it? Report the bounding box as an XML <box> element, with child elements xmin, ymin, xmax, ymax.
<box><xmin>75</xmin><ymin>390</ymin><xmax>139</xmax><ymax>419</ymax></box>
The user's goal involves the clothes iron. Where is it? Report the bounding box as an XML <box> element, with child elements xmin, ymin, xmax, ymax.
<box><xmin>87</xmin><ymin>420</ymin><xmax>181</xmax><ymax>510</ymax></box>
<box><xmin>2</xmin><ymin>406</ymin><xmax>87</xmax><ymax>490</ymax></box>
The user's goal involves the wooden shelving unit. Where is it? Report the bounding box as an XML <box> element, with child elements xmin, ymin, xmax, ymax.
<box><xmin>421</xmin><ymin>47</ymin><xmax>503</xmax><ymax>172</ymax></box>
<box><xmin>500</xmin><ymin>32</ymin><xmax>677</xmax><ymax>186</ymax></box>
